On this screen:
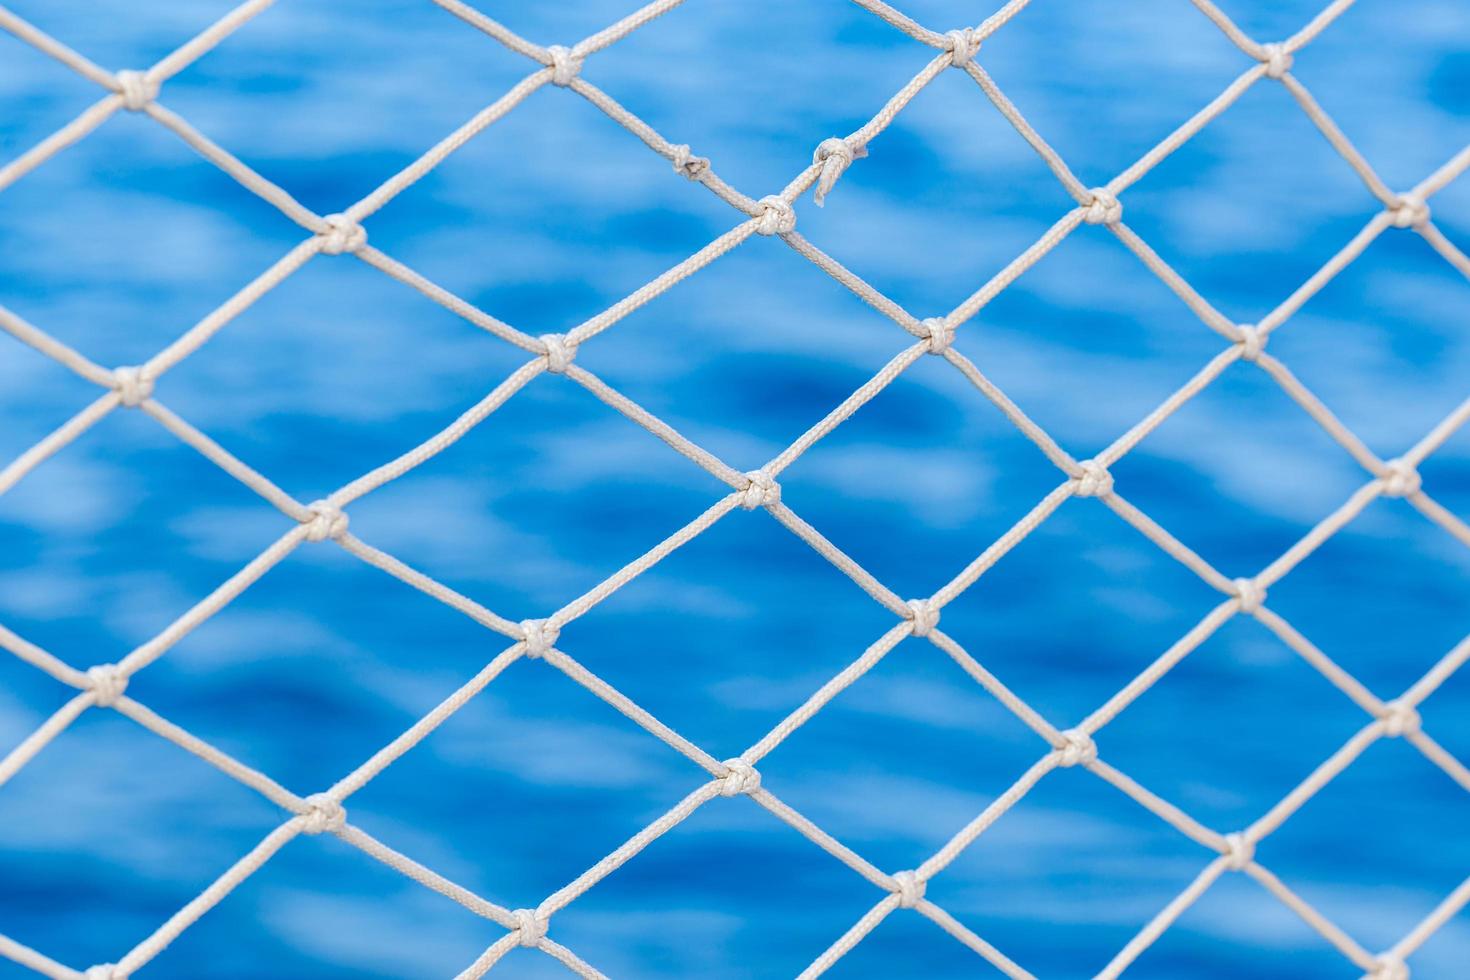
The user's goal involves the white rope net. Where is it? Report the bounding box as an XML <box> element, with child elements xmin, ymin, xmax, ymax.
<box><xmin>1</xmin><ymin>0</ymin><xmax>1467</xmax><ymax>977</ymax></box>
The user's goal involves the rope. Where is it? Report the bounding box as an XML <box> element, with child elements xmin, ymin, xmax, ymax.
<box><xmin>0</xmin><ymin>0</ymin><xmax>1467</xmax><ymax>977</ymax></box>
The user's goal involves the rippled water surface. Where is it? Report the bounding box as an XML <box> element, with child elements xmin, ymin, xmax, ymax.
<box><xmin>2</xmin><ymin>1</ymin><xmax>1470</xmax><ymax>977</ymax></box>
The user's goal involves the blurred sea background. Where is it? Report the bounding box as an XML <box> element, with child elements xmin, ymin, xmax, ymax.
<box><xmin>2</xmin><ymin>1</ymin><xmax>1469</xmax><ymax>977</ymax></box>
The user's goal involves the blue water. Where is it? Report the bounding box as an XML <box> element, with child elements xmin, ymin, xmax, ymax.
<box><xmin>2</xmin><ymin>1</ymin><xmax>1469</xmax><ymax>977</ymax></box>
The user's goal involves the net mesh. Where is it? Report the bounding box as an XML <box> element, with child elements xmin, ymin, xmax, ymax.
<box><xmin>1</xmin><ymin>0</ymin><xmax>1468</xmax><ymax>977</ymax></box>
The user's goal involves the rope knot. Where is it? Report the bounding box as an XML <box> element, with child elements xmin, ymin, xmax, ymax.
<box><xmin>539</xmin><ymin>333</ymin><xmax>575</xmax><ymax>374</ymax></box>
<box><xmin>511</xmin><ymin>908</ymin><xmax>548</xmax><ymax>947</ymax></box>
<box><xmin>1380</xmin><ymin>699</ymin><xmax>1421</xmax><ymax>738</ymax></box>
<box><xmin>318</xmin><ymin>214</ymin><xmax>366</xmax><ymax>255</ymax></box>
<box><xmin>1073</xmin><ymin>460</ymin><xmax>1113</xmax><ymax>498</ymax></box>
<box><xmin>519</xmin><ymin>619</ymin><xmax>559</xmax><ymax>659</ymax></box>
<box><xmin>303</xmin><ymin>500</ymin><xmax>348</xmax><ymax>542</ymax></box>
<box><xmin>919</xmin><ymin>317</ymin><xmax>953</xmax><ymax>355</ymax></box>
<box><xmin>1379</xmin><ymin>458</ymin><xmax>1421</xmax><ymax>498</ymax></box>
<box><xmin>114</xmin><ymin>70</ymin><xmax>158</xmax><ymax>111</ymax></box>
<box><xmin>1222</xmin><ymin>831</ymin><xmax>1255</xmax><ymax>871</ymax></box>
<box><xmin>299</xmin><ymin>793</ymin><xmax>346</xmax><ymax>834</ymax></box>
<box><xmin>1235</xmin><ymin>323</ymin><xmax>1266</xmax><ymax>362</ymax></box>
<box><xmin>1259</xmin><ymin>42</ymin><xmax>1294</xmax><ymax>80</ymax></box>
<box><xmin>86</xmin><ymin>663</ymin><xmax>128</xmax><ymax>708</ymax></box>
<box><xmin>905</xmin><ymin>598</ymin><xmax>940</xmax><ymax>638</ymax></box>
<box><xmin>1233</xmin><ymin>577</ymin><xmax>1266</xmax><ymax>614</ymax></box>
<box><xmin>546</xmin><ymin>45</ymin><xmax>582</xmax><ymax>87</ymax></box>
<box><xmin>83</xmin><ymin>965</ymin><xmax>118</xmax><ymax>980</ymax></box>
<box><xmin>812</xmin><ymin>138</ymin><xmax>867</xmax><ymax>207</ymax></box>
<box><xmin>755</xmin><ymin>196</ymin><xmax>797</xmax><ymax>236</ymax></box>
<box><xmin>111</xmin><ymin>365</ymin><xmax>154</xmax><ymax>407</ymax></box>
<box><xmin>1084</xmin><ymin>188</ymin><xmax>1122</xmax><ymax>226</ymax></box>
<box><xmin>1055</xmin><ymin>729</ymin><xmax>1097</xmax><ymax>768</ymax></box>
<box><xmin>1389</xmin><ymin>193</ymin><xmax>1429</xmax><ymax>229</ymax></box>
<box><xmin>891</xmin><ymin>870</ymin><xmax>926</xmax><ymax>909</ymax></box>
<box><xmin>718</xmin><ymin>758</ymin><xmax>761</xmax><ymax>797</ymax></box>
<box><xmin>945</xmin><ymin>28</ymin><xmax>979</xmax><ymax>69</ymax></box>
<box><xmin>670</xmin><ymin>144</ymin><xmax>709</xmax><ymax>180</ymax></box>
<box><xmin>740</xmin><ymin>469</ymin><xmax>780</xmax><ymax>510</ymax></box>
<box><xmin>1369</xmin><ymin>954</ymin><xmax>1409</xmax><ymax>980</ymax></box>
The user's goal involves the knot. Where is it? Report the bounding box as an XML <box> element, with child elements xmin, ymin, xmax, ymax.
<box><xmin>1235</xmin><ymin>323</ymin><xmax>1266</xmax><ymax>362</ymax></box>
<box><xmin>114</xmin><ymin>70</ymin><xmax>158</xmax><ymax>111</ymax></box>
<box><xmin>83</xmin><ymin>966</ymin><xmax>118</xmax><ymax>980</ymax></box>
<box><xmin>670</xmin><ymin>144</ymin><xmax>709</xmax><ymax>180</ymax></box>
<box><xmin>812</xmin><ymin>138</ymin><xmax>867</xmax><ymax>207</ymax></box>
<box><xmin>86</xmin><ymin>663</ymin><xmax>128</xmax><ymax>708</ymax></box>
<box><xmin>318</xmin><ymin>214</ymin><xmax>366</xmax><ymax>255</ymax></box>
<box><xmin>891</xmin><ymin>870</ymin><xmax>926</xmax><ymax>909</ymax></box>
<box><xmin>299</xmin><ymin>793</ymin><xmax>346</xmax><ymax>834</ymax></box>
<box><xmin>1072</xmin><ymin>460</ymin><xmax>1113</xmax><ymax>498</ymax></box>
<box><xmin>546</xmin><ymin>45</ymin><xmax>582</xmax><ymax>87</ymax></box>
<box><xmin>1084</xmin><ymin>188</ymin><xmax>1122</xmax><ymax>226</ymax></box>
<box><xmin>1380</xmin><ymin>699</ymin><xmax>1421</xmax><ymax>738</ymax></box>
<box><xmin>1369</xmin><ymin>954</ymin><xmax>1409</xmax><ymax>980</ymax></box>
<box><xmin>739</xmin><ymin>469</ymin><xmax>780</xmax><ymax>510</ymax></box>
<box><xmin>111</xmin><ymin>365</ymin><xmax>154</xmax><ymax>407</ymax></box>
<box><xmin>1389</xmin><ymin>193</ymin><xmax>1429</xmax><ymax>229</ymax></box>
<box><xmin>919</xmin><ymin>317</ymin><xmax>953</xmax><ymax>355</ymax></box>
<box><xmin>1233</xmin><ymin>577</ymin><xmax>1266</xmax><ymax>614</ymax></box>
<box><xmin>905</xmin><ymin>598</ymin><xmax>940</xmax><ymax>638</ymax></box>
<box><xmin>511</xmin><ymin>908</ymin><xmax>548</xmax><ymax>947</ymax></box>
<box><xmin>717</xmin><ymin>758</ymin><xmax>760</xmax><ymax>797</ymax></box>
<box><xmin>1055</xmin><ymin>729</ymin><xmax>1097</xmax><ymax>768</ymax></box>
<box><xmin>303</xmin><ymin>500</ymin><xmax>348</xmax><ymax>542</ymax></box>
<box><xmin>1259</xmin><ymin>42</ymin><xmax>1294</xmax><ymax>80</ymax></box>
<box><xmin>1222</xmin><ymin>831</ymin><xmax>1255</xmax><ymax>871</ymax></box>
<box><xmin>539</xmin><ymin>333</ymin><xmax>575</xmax><ymax>374</ymax></box>
<box><xmin>519</xmin><ymin>619</ymin><xmax>559</xmax><ymax>659</ymax></box>
<box><xmin>1379</xmin><ymin>457</ymin><xmax>1421</xmax><ymax>498</ymax></box>
<box><xmin>755</xmin><ymin>195</ymin><xmax>796</xmax><ymax>236</ymax></box>
<box><xmin>945</xmin><ymin>28</ymin><xmax>979</xmax><ymax>69</ymax></box>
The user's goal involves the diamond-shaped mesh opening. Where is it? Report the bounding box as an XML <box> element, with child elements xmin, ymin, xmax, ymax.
<box><xmin>921</xmin><ymin>768</ymin><xmax>1215</xmax><ymax>977</ymax></box>
<box><xmin>167</xmin><ymin>255</ymin><xmax>537</xmax><ymax>480</ymax></box>
<box><xmin>361</xmin><ymin>84</ymin><xmax>741</xmax><ymax>325</ymax></box>
<box><xmin>1121</xmin><ymin>88</ymin><xmax>1387</xmax><ymax>306</ymax></box>
<box><xmin>0</xmin><ymin>711</ymin><xmax>284</xmax><ymax>969</ymax></box>
<box><xmin>349</xmin><ymin>658</ymin><xmax>707</xmax><ymax>904</ymax></box>
<box><xmin>559</xmin><ymin>513</ymin><xmax>896</xmax><ymax>754</ymax></box>
<box><xmin>552</xmin><ymin>799</ymin><xmax>883</xmax><ymax>980</ymax></box>
<box><xmin>1098</xmin><ymin>615</ymin><xmax>1375</xmax><ymax>826</ymax></box>
<box><xmin>575</xmin><ymin>239</ymin><xmax>918</xmax><ymax>465</ymax></box>
<box><xmin>588</xmin><ymin>2</ymin><xmax>943</xmax><ymax>202</ymax></box>
<box><xmin>1127</xmin><ymin>872</ymin><xmax>1371</xmax><ymax>979</ymax></box>
<box><xmin>343</xmin><ymin>376</ymin><xmax>740</xmax><ymax>615</ymax></box>
<box><xmin>1108</xmin><ymin>359</ymin><xmax>1376</xmax><ymax>564</ymax></box>
<box><xmin>757</xmin><ymin>631</ymin><xmax>1046</xmax><ymax>866</ymax></box>
<box><xmin>0</xmin><ymin>409</ymin><xmax>288</xmax><ymax>643</ymax></box>
<box><xmin>784</xmin><ymin>69</ymin><xmax>1084</xmax><ymax>311</ymax></box>
<box><xmin>1261</xmin><ymin>739</ymin><xmax>1470</xmax><ymax>951</ymax></box>
<box><xmin>976</xmin><ymin>0</ymin><xmax>1246</xmax><ymax>182</ymax></box>
<box><xmin>959</xmin><ymin>229</ymin><xmax>1236</xmax><ymax>446</ymax></box>
<box><xmin>2</xmin><ymin>0</ymin><xmax>1468</xmax><ymax>976</ymax></box>
<box><xmin>151</xmin><ymin>833</ymin><xmax>496</xmax><ymax>979</ymax></box>
<box><xmin>1265</xmin><ymin>496</ymin><xmax>1470</xmax><ymax>693</ymax></box>
<box><xmin>131</xmin><ymin>545</ymin><xmax>499</xmax><ymax>789</ymax></box>
<box><xmin>935</xmin><ymin>495</ymin><xmax>1231</xmax><ymax>722</ymax></box>
<box><xmin>774</xmin><ymin>351</ymin><xmax>1068</xmax><ymax>596</ymax></box>
<box><xmin>164</xmin><ymin>1</ymin><xmax>536</xmax><ymax>214</ymax></box>
<box><xmin>0</xmin><ymin>117</ymin><xmax>309</xmax><ymax>363</ymax></box>
<box><xmin>1261</xmin><ymin>227</ymin><xmax>1470</xmax><ymax>451</ymax></box>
